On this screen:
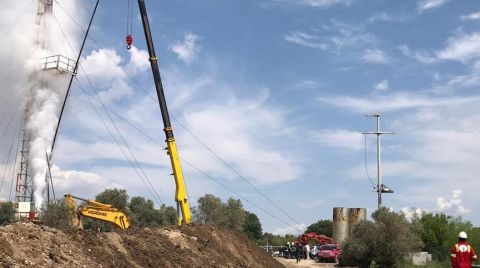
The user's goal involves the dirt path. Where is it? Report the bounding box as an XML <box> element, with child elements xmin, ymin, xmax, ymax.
<box><xmin>276</xmin><ymin>258</ymin><xmax>336</xmax><ymax>268</ymax></box>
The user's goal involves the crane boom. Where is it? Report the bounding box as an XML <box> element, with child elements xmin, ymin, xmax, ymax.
<box><xmin>137</xmin><ymin>0</ymin><xmax>192</xmax><ymax>225</ymax></box>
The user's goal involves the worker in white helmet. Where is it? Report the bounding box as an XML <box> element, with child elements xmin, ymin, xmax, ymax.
<box><xmin>451</xmin><ymin>231</ymin><xmax>477</xmax><ymax>268</ymax></box>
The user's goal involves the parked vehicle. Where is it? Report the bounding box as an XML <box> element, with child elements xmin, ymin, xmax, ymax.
<box><xmin>317</xmin><ymin>244</ymin><xmax>341</xmax><ymax>263</ymax></box>
<box><xmin>309</xmin><ymin>245</ymin><xmax>321</xmax><ymax>260</ymax></box>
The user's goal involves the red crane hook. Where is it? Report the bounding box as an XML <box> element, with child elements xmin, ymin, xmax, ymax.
<box><xmin>126</xmin><ymin>34</ymin><xmax>133</xmax><ymax>50</ymax></box>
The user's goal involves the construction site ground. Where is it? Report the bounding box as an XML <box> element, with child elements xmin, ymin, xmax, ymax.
<box><xmin>276</xmin><ymin>258</ymin><xmax>336</xmax><ymax>268</ymax></box>
<box><xmin>0</xmin><ymin>222</ymin><xmax>283</xmax><ymax>268</ymax></box>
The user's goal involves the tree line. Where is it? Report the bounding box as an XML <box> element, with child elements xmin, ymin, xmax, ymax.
<box><xmin>0</xmin><ymin>189</ymin><xmax>263</xmax><ymax>241</ymax></box>
<box><xmin>1</xmin><ymin>190</ymin><xmax>478</xmax><ymax>267</ymax></box>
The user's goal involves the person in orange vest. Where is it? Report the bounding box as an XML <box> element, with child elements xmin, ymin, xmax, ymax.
<box><xmin>451</xmin><ymin>231</ymin><xmax>477</xmax><ymax>268</ymax></box>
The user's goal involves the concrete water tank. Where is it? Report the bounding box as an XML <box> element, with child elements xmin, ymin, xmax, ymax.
<box><xmin>348</xmin><ymin>208</ymin><xmax>367</xmax><ymax>234</ymax></box>
<box><xmin>332</xmin><ymin>207</ymin><xmax>349</xmax><ymax>244</ymax></box>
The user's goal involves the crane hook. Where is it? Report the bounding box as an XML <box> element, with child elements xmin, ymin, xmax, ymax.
<box><xmin>126</xmin><ymin>34</ymin><xmax>133</xmax><ymax>50</ymax></box>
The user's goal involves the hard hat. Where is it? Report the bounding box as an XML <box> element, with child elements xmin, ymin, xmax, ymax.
<box><xmin>459</xmin><ymin>231</ymin><xmax>468</xmax><ymax>239</ymax></box>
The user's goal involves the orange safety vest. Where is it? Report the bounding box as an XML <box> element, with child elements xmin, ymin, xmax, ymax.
<box><xmin>451</xmin><ymin>242</ymin><xmax>477</xmax><ymax>268</ymax></box>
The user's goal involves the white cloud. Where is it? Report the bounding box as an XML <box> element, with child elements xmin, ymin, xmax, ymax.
<box><xmin>418</xmin><ymin>0</ymin><xmax>449</xmax><ymax>12</ymax></box>
<box><xmin>401</xmin><ymin>207</ymin><xmax>425</xmax><ymax>222</ymax></box>
<box><xmin>179</xmin><ymin>90</ymin><xmax>303</xmax><ymax>185</ymax></box>
<box><xmin>363</xmin><ymin>49</ymin><xmax>388</xmax><ymax>64</ymax></box>
<box><xmin>272</xmin><ymin>223</ymin><xmax>307</xmax><ymax>236</ymax></box>
<box><xmin>127</xmin><ymin>46</ymin><xmax>150</xmax><ymax>74</ymax></box>
<box><xmin>436</xmin><ymin>190</ymin><xmax>470</xmax><ymax>214</ymax></box>
<box><xmin>374</xmin><ymin>80</ymin><xmax>389</xmax><ymax>92</ymax></box>
<box><xmin>80</xmin><ymin>48</ymin><xmax>125</xmax><ymax>81</ymax></box>
<box><xmin>310</xmin><ymin>129</ymin><xmax>363</xmax><ymax>151</ymax></box>
<box><xmin>460</xmin><ymin>12</ymin><xmax>480</xmax><ymax>21</ymax></box>
<box><xmin>318</xmin><ymin>92</ymin><xmax>478</xmax><ymax>113</ymax></box>
<box><xmin>285</xmin><ymin>20</ymin><xmax>377</xmax><ymax>55</ymax></box>
<box><xmin>367</xmin><ymin>12</ymin><xmax>409</xmax><ymax>24</ymax></box>
<box><xmin>400</xmin><ymin>32</ymin><xmax>480</xmax><ymax>64</ymax></box>
<box><xmin>299</xmin><ymin>200</ymin><xmax>324</xmax><ymax>209</ymax></box>
<box><xmin>436</xmin><ymin>32</ymin><xmax>480</xmax><ymax>63</ymax></box>
<box><xmin>284</xmin><ymin>32</ymin><xmax>327</xmax><ymax>49</ymax></box>
<box><xmin>270</xmin><ymin>0</ymin><xmax>354</xmax><ymax>8</ymax></box>
<box><xmin>51</xmin><ymin>165</ymin><xmax>110</xmax><ymax>198</ymax></box>
<box><xmin>398</xmin><ymin>45</ymin><xmax>437</xmax><ymax>64</ymax></box>
<box><xmin>170</xmin><ymin>33</ymin><xmax>200</xmax><ymax>64</ymax></box>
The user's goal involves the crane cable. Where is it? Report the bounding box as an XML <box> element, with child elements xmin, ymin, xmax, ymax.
<box><xmin>53</xmin><ymin>1</ymin><xmax>302</xmax><ymax>229</ymax></box>
<box><xmin>126</xmin><ymin>0</ymin><xmax>133</xmax><ymax>49</ymax></box>
<box><xmin>101</xmin><ymin>103</ymin><xmax>304</xmax><ymax>232</ymax></box>
<box><xmin>51</xmin><ymin>5</ymin><xmax>164</xmax><ymax>206</ymax></box>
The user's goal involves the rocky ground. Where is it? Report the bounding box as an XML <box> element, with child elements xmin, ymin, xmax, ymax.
<box><xmin>0</xmin><ymin>222</ymin><xmax>283</xmax><ymax>268</ymax></box>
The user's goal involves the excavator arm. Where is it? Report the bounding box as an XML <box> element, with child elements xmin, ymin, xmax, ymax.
<box><xmin>64</xmin><ymin>194</ymin><xmax>130</xmax><ymax>230</ymax></box>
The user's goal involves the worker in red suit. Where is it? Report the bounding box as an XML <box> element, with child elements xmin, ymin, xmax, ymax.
<box><xmin>451</xmin><ymin>231</ymin><xmax>477</xmax><ymax>268</ymax></box>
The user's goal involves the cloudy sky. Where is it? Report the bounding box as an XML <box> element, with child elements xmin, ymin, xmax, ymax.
<box><xmin>1</xmin><ymin>0</ymin><xmax>480</xmax><ymax>234</ymax></box>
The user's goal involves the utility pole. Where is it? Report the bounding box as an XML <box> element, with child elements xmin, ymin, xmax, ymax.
<box><xmin>363</xmin><ymin>114</ymin><xmax>394</xmax><ymax>209</ymax></box>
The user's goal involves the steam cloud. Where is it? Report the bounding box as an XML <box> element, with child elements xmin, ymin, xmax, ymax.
<box><xmin>1</xmin><ymin>1</ymin><xmax>83</xmax><ymax>208</ymax></box>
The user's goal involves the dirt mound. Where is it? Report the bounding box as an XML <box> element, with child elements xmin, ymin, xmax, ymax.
<box><xmin>0</xmin><ymin>222</ymin><xmax>283</xmax><ymax>268</ymax></box>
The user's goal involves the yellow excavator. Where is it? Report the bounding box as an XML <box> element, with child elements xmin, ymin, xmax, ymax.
<box><xmin>64</xmin><ymin>194</ymin><xmax>130</xmax><ymax>230</ymax></box>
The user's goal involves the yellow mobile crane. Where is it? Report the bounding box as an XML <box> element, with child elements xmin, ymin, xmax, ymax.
<box><xmin>136</xmin><ymin>0</ymin><xmax>192</xmax><ymax>225</ymax></box>
<box><xmin>64</xmin><ymin>194</ymin><xmax>130</xmax><ymax>230</ymax></box>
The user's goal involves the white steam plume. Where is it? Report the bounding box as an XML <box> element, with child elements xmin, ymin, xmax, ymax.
<box><xmin>1</xmin><ymin>1</ymin><xmax>83</xmax><ymax>208</ymax></box>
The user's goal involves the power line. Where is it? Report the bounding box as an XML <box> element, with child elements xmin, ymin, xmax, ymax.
<box><xmin>103</xmin><ymin>102</ymin><xmax>303</xmax><ymax>231</ymax></box>
<box><xmin>0</xmin><ymin>119</ymin><xmax>21</xmax><ymax>194</ymax></box>
<box><xmin>0</xmin><ymin>109</ymin><xmax>20</xmax><ymax>144</ymax></box>
<box><xmin>53</xmin><ymin>1</ymin><xmax>301</xmax><ymax>227</ymax></box>
<box><xmin>52</xmin><ymin>5</ymin><xmax>165</xmax><ymax>206</ymax></box>
<box><xmin>364</xmin><ymin>134</ymin><xmax>375</xmax><ymax>186</ymax></box>
<box><xmin>73</xmin><ymin>77</ymin><xmax>163</xmax><ymax>205</ymax></box>
<box><xmin>9</xmin><ymin>129</ymin><xmax>22</xmax><ymax>201</ymax></box>
<box><xmin>2</xmin><ymin>0</ymin><xmax>34</xmax><ymax>36</ymax></box>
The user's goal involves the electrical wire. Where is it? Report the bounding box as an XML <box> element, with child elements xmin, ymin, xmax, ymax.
<box><xmin>52</xmin><ymin>5</ymin><xmax>164</xmax><ymax>206</ymax></box>
<box><xmin>364</xmin><ymin>134</ymin><xmax>375</xmax><ymax>186</ymax></box>
<box><xmin>53</xmin><ymin>1</ymin><xmax>302</xmax><ymax>228</ymax></box>
<box><xmin>0</xmin><ymin>109</ymin><xmax>19</xmax><ymax>144</ymax></box>
<box><xmin>2</xmin><ymin>0</ymin><xmax>34</xmax><ymax>36</ymax></box>
<box><xmin>73</xmin><ymin>77</ymin><xmax>163</xmax><ymax>205</ymax></box>
<box><xmin>102</xmin><ymin>103</ymin><xmax>304</xmax><ymax>231</ymax></box>
<box><xmin>8</xmin><ymin>129</ymin><xmax>22</xmax><ymax>201</ymax></box>
<box><xmin>0</xmin><ymin>119</ymin><xmax>21</xmax><ymax>194</ymax></box>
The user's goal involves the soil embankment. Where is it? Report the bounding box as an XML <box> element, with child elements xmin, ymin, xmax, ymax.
<box><xmin>0</xmin><ymin>222</ymin><xmax>283</xmax><ymax>268</ymax></box>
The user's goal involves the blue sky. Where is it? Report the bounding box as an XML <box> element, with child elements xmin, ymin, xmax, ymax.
<box><xmin>2</xmin><ymin>0</ymin><xmax>480</xmax><ymax>234</ymax></box>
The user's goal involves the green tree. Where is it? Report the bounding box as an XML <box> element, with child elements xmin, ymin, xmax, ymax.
<box><xmin>340</xmin><ymin>208</ymin><xmax>423</xmax><ymax>268</ymax></box>
<box><xmin>305</xmin><ymin>219</ymin><xmax>332</xmax><ymax>237</ymax></box>
<box><xmin>158</xmin><ymin>204</ymin><xmax>177</xmax><ymax>225</ymax></box>
<box><xmin>194</xmin><ymin>194</ymin><xmax>224</xmax><ymax>225</ymax></box>
<box><xmin>257</xmin><ymin>232</ymin><xmax>297</xmax><ymax>246</ymax></box>
<box><xmin>416</xmin><ymin>213</ymin><xmax>473</xmax><ymax>261</ymax></box>
<box><xmin>0</xmin><ymin>201</ymin><xmax>15</xmax><ymax>226</ymax></box>
<box><xmin>222</xmin><ymin>198</ymin><xmax>245</xmax><ymax>231</ymax></box>
<box><xmin>95</xmin><ymin>188</ymin><xmax>129</xmax><ymax>211</ymax></box>
<box><xmin>40</xmin><ymin>199</ymin><xmax>76</xmax><ymax>230</ymax></box>
<box><xmin>243</xmin><ymin>211</ymin><xmax>262</xmax><ymax>240</ymax></box>
<box><xmin>129</xmin><ymin>196</ymin><xmax>161</xmax><ymax>227</ymax></box>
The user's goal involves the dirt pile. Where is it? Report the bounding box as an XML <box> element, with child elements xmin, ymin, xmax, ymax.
<box><xmin>0</xmin><ymin>222</ymin><xmax>283</xmax><ymax>268</ymax></box>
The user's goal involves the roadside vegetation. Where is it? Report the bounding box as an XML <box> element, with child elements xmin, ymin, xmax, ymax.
<box><xmin>0</xmin><ymin>201</ymin><xmax>15</xmax><ymax>226</ymax></box>
<box><xmin>3</xmin><ymin>188</ymin><xmax>480</xmax><ymax>267</ymax></box>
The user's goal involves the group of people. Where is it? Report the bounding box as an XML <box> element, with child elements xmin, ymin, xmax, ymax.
<box><xmin>280</xmin><ymin>242</ymin><xmax>309</xmax><ymax>263</ymax></box>
<box><xmin>277</xmin><ymin>231</ymin><xmax>476</xmax><ymax>267</ymax></box>
<box><xmin>451</xmin><ymin>231</ymin><xmax>477</xmax><ymax>268</ymax></box>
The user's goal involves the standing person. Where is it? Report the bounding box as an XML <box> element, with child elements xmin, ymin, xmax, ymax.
<box><xmin>451</xmin><ymin>231</ymin><xmax>477</xmax><ymax>268</ymax></box>
<box><xmin>295</xmin><ymin>243</ymin><xmax>302</xmax><ymax>263</ymax></box>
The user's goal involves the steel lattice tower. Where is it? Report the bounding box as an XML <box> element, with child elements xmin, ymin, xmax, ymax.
<box><xmin>15</xmin><ymin>0</ymin><xmax>53</xmax><ymax>205</ymax></box>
